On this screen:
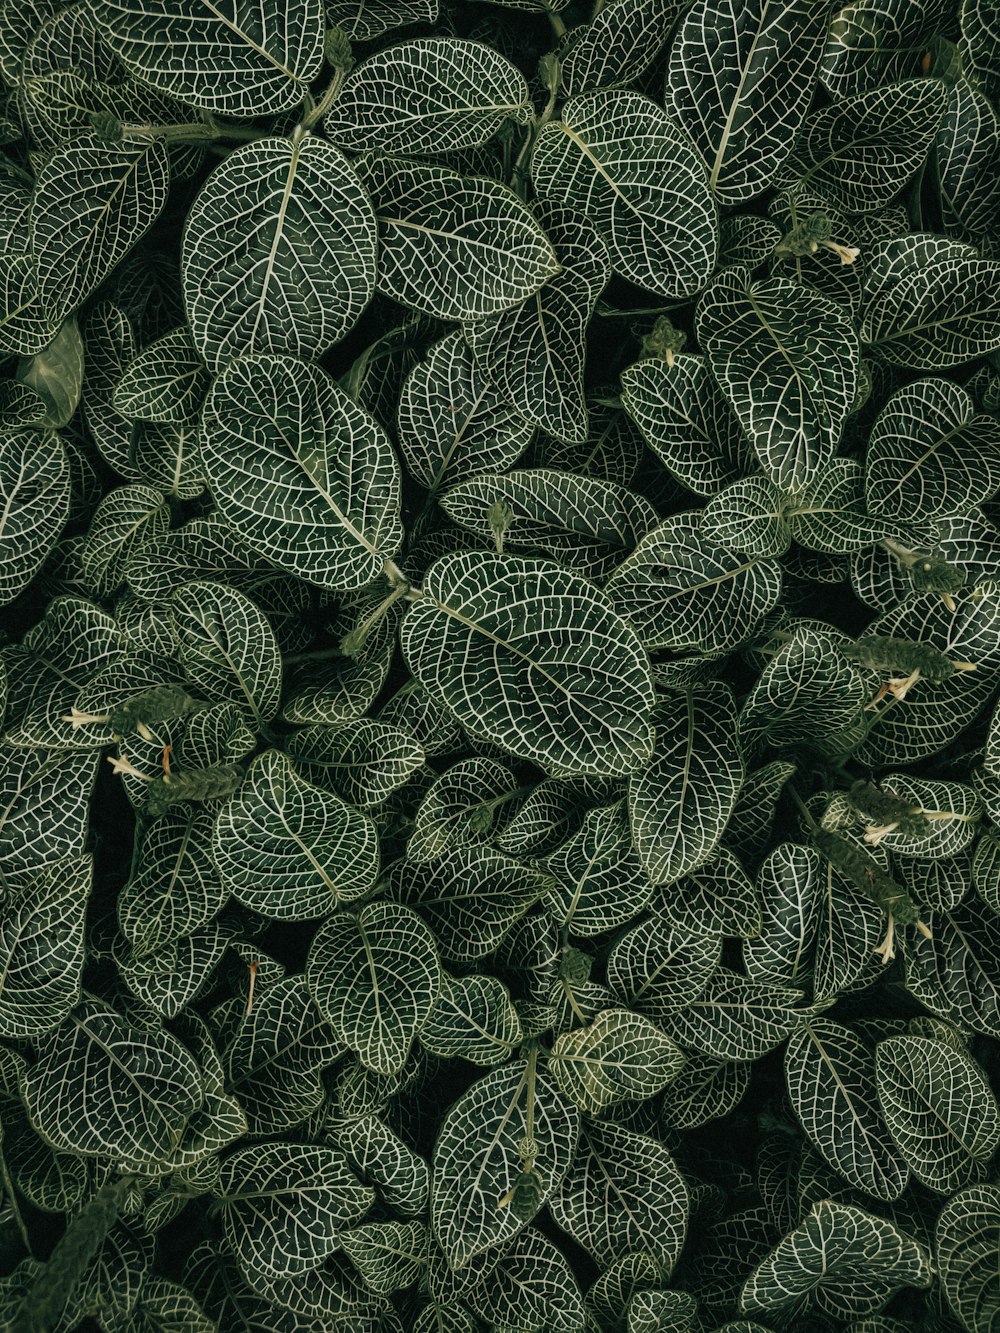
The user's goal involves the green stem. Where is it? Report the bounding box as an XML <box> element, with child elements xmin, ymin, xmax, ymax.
<box><xmin>301</xmin><ymin>68</ymin><xmax>347</xmax><ymax>132</ymax></box>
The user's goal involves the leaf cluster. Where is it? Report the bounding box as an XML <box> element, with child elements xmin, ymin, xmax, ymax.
<box><xmin>0</xmin><ymin>0</ymin><xmax>999</xmax><ymax>1329</ymax></box>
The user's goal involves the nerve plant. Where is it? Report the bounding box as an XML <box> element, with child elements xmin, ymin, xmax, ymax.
<box><xmin>1</xmin><ymin>0</ymin><xmax>1000</xmax><ymax>1328</ymax></box>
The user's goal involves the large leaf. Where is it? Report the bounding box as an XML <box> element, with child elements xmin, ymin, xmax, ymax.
<box><xmin>659</xmin><ymin>969</ymin><xmax>824</xmax><ymax>1060</ymax></box>
<box><xmin>861</xmin><ymin>237</ymin><xmax>1000</xmax><ymax>368</ymax></box>
<box><xmin>607</xmin><ymin>514</ymin><xmax>783</xmax><ymax>652</ymax></box>
<box><xmin>550</xmin><ymin>1119</ymin><xmax>688</xmax><ymax>1269</ymax></box>
<box><xmin>216</xmin><ymin>1143</ymin><xmax>373</xmax><ymax>1280</ymax></box>
<box><xmin>875</xmin><ymin>1035</ymin><xmax>1000</xmax><ymax>1193</ymax></box>
<box><xmin>396</xmin><ymin>330</ymin><xmax>534</xmax><ymax>494</ymax></box>
<box><xmin>620</xmin><ymin>353</ymin><xmax>747</xmax><ymax>497</ymax></box>
<box><xmin>778</xmin><ymin>78</ymin><xmax>947</xmax><ymax>213</ymax></box>
<box><xmin>866</xmin><ymin>378</ymin><xmax>1000</xmax><ymax>522</ymax></box>
<box><xmin>465</xmin><ymin>1227</ymin><xmax>586</xmax><ymax>1332</ymax></box>
<box><xmin>89</xmin><ymin>0</ymin><xmax>325</xmax><ymax>115</ymax></box>
<box><xmin>326</xmin><ymin>38</ymin><xmax>531</xmax><ymax>154</ymax></box>
<box><xmin>171</xmin><ymin>580</ymin><xmax>281</xmax><ymax>727</ymax></box>
<box><xmin>465</xmin><ymin>204</ymin><xmax>610</xmax><ymax>445</ymax></box>
<box><xmin>745</xmin><ymin>843</ymin><xmax>822</xmax><ymax>986</ymax></box>
<box><xmin>0</xmin><ymin>855</ymin><xmax>89</xmax><ymax>1039</ymax></box>
<box><xmin>550</xmin><ymin>1008</ymin><xmax>685</xmax><ymax>1112</ymax></box>
<box><xmin>665</xmin><ymin>0</ymin><xmax>829</xmax><ymax>205</ymax></box>
<box><xmin>389</xmin><ymin>845</ymin><xmax>549</xmax><ymax>961</ymax></box>
<box><xmin>628</xmin><ymin>684</ymin><xmax>744</xmax><ymax>885</ymax></box>
<box><xmin>119</xmin><ymin>806</ymin><xmax>224</xmax><ymax>956</ymax></box>
<box><xmin>0</xmin><ymin>747</ymin><xmax>99</xmax><ymax>873</ymax></box>
<box><xmin>740</xmin><ymin>1200</ymin><xmax>932</xmax><ymax>1319</ymax></box>
<box><xmin>286</xmin><ymin>720</ymin><xmax>424</xmax><ymax>808</ymax></box>
<box><xmin>0</xmin><ymin>428</ymin><xmax>70</xmax><ymax>606</ymax></box>
<box><xmin>21</xmin><ymin>1000</ymin><xmax>204</xmax><ymax>1167</ymax></box>
<box><xmin>400</xmin><ymin>551</ymin><xmax>656</xmax><ymax>777</ymax></box>
<box><xmin>439</xmin><ymin>467</ymin><xmax>657</xmax><ymax>581</ymax></box>
<box><xmin>697</xmin><ymin>270</ymin><xmax>860</xmax><ymax>493</ymax></box>
<box><xmin>607</xmin><ymin>916</ymin><xmax>722</xmax><ymax>1018</ymax></box>
<box><xmin>306</xmin><ymin>902</ymin><xmax>440</xmax><ymax>1075</ymax></box>
<box><xmin>201</xmin><ymin>353</ymin><xmax>403</xmax><ymax>591</ymax></box>
<box><xmin>561</xmin><ymin>0</ymin><xmax>681</xmax><ymax>95</ymax></box>
<box><xmin>431</xmin><ymin>1059</ymin><xmax>579</xmax><ymax>1269</ymax></box>
<box><xmin>31</xmin><ymin>139</ymin><xmax>170</xmax><ymax>320</ymax></box>
<box><xmin>785</xmin><ymin>1020</ymin><xmax>907</xmax><ymax>1202</ymax></box>
<box><xmin>182</xmin><ymin>137</ymin><xmax>376</xmax><ymax>372</ymax></box>
<box><xmin>937</xmin><ymin>1184</ymin><xmax>1000</xmax><ymax>1333</ymax></box>
<box><xmin>211</xmin><ymin>749</ymin><xmax>380</xmax><ymax>919</ymax></box>
<box><xmin>544</xmin><ymin>800</ymin><xmax>655</xmax><ymax>935</ymax></box>
<box><xmin>362</xmin><ymin>157</ymin><xmax>559</xmax><ymax>321</ymax></box>
<box><xmin>421</xmin><ymin>973</ymin><xmax>522</xmax><ymax>1067</ymax></box>
<box><xmin>531</xmin><ymin>89</ymin><xmax>718</xmax><ymax>298</ymax></box>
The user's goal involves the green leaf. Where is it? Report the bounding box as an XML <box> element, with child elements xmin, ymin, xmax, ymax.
<box><xmin>785</xmin><ymin>1019</ymin><xmax>907</xmax><ymax>1202</ymax></box>
<box><xmin>0</xmin><ymin>747</ymin><xmax>99</xmax><ymax>873</ymax></box>
<box><xmin>113</xmin><ymin>325</ymin><xmax>210</xmax><ymax>423</ymax></box>
<box><xmin>738</xmin><ymin>626</ymin><xmax>868</xmax><ymax>760</ymax></box>
<box><xmin>130</xmin><ymin>1276</ymin><xmax>215</xmax><ymax>1333</ymax></box>
<box><xmin>171</xmin><ymin>580</ymin><xmax>282</xmax><ymax>726</ymax></box>
<box><xmin>561</xmin><ymin>0</ymin><xmax>680</xmax><ymax>95</ymax></box>
<box><xmin>326</xmin><ymin>38</ymin><xmax>531</xmax><ymax>154</ymax></box>
<box><xmin>421</xmin><ymin>973</ymin><xmax>523</xmax><ymax>1066</ymax></box>
<box><xmin>875</xmin><ymin>1035</ymin><xmax>1000</xmax><ymax>1193</ymax></box>
<box><xmin>286</xmin><ymin>720</ymin><xmax>424</xmax><ymax>807</ymax></box>
<box><xmin>660</xmin><ymin>1050</ymin><xmax>751</xmax><ymax>1130</ymax></box>
<box><xmin>118</xmin><ymin>920</ymin><xmax>230</xmax><ymax>1019</ymax></box>
<box><xmin>306</xmin><ymin>902</ymin><xmax>440</xmax><ymax>1075</ymax></box>
<box><xmin>0</xmin><ymin>854</ymin><xmax>89</xmax><ymax>1039</ymax></box>
<box><xmin>544</xmin><ymin>800</ymin><xmax>655</xmax><ymax>936</ymax></box>
<box><xmin>216</xmin><ymin>1143</ymin><xmax>374</xmax><ymax>1280</ymax></box>
<box><xmin>658</xmin><ymin>848</ymin><xmax>762</xmax><ymax>939</ymax></box>
<box><xmin>15</xmin><ymin>316</ymin><xmax>84</xmax><ymax>428</ymax></box>
<box><xmin>200</xmin><ymin>353</ymin><xmax>403</xmax><ymax>591</ymax></box>
<box><xmin>396</xmin><ymin>330</ymin><xmax>534</xmax><ymax>494</ymax></box>
<box><xmin>697</xmin><ymin>270</ymin><xmax>860</xmax><ymax>493</ymax></box>
<box><xmin>0</xmin><ymin>255</ymin><xmax>61</xmax><ymax>357</ymax></box>
<box><xmin>334</xmin><ymin>1113</ymin><xmax>430</xmax><ymax>1218</ymax></box>
<box><xmin>937</xmin><ymin>79</ymin><xmax>1000</xmax><ymax>241</ymax></box>
<box><xmin>31</xmin><ymin>139</ymin><xmax>170</xmax><ymax>320</ymax></box>
<box><xmin>389</xmin><ymin>845</ymin><xmax>549</xmax><ymax>961</ymax></box>
<box><xmin>362</xmin><ymin>157</ymin><xmax>559</xmax><ymax>321</ymax></box>
<box><xmin>862</xmin><ymin>237</ymin><xmax>1000</xmax><ymax>368</ymax></box>
<box><xmin>400</xmin><ymin>551</ymin><xmax>656</xmax><ymax>777</ymax></box>
<box><xmin>440</xmin><ymin>467</ymin><xmax>657</xmax><ymax>581</ymax></box>
<box><xmin>550</xmin><ymin>1008</ymin><xmax>685</xmax><ymax>1113</ymax></box>
<box><xmin>22</xmin><ymin>999</ymin><xmax>204</xmax><ymax>1167</ymax></box>
<box><xmin>665</xmin><ymin>0</ymin><xmax>829</xmax><ymax>205</ymax></box>
<box><xmin>661</xmin><ymin>968</ymin><xmax>826</xmax><ymax>1060</ymax></box>
<box><xmin>432</xmin><ymin>1058</ymin><xmax>579</xmax><ymax>1270</ymax></box>
<box><xmin>465</xmin><ymin>204</ymin><xmax>610</xmax><ymax>445</ymax></box>
<box><xmin>866</xmin><ymin>377</ymin><xmax>1000</xmax><ymax>521</ymax></box>
<box><xmin>607</xmin><ymin>916</ymin><xmax>721</xmax><ymax>1017</ymax></box>
<box><xmin>80</xmin><ymin>483</ymin><xmax>169</xmax><ymax>597</ymax></box>
<box><xmin>211</xmin><ymin>749</ymin><xmax>380</xmax><ymax>919</ymax></box>
<box><xmin>224</xmin><ymin>975</ymin><xmax>342</xmax><ymax>1135</ymax></box>
<box><xmin>341</xmin><ymin>1219</ymin><xmax>426</xmax><ymax>1296</ymax></box>
<box><xmin>745</xmin><ymin>842</ymin><xmax>822</xmax><ymax>986</ymax></box>
<box><xmin>779</xmin><ymin>79</ymin><xmax>947</xmax><ymax>213</ymax></box>
<box><xmin>611</xmin><ymin>514</ymin><xmax>783</xmax><ymax>653</ymax></box>
<box><xmin>937</xmin><ymin>1183</ymin><xmax>1000</xmax><ymax>1333</ymax></box>
<box><xmin>628</xmin><ymin>684</ymin><xmax>744</xmax><ymax>885</ymax></box>
<box><xmin>465</xmin><ymin>1227</ymin><xmax>587</xmax><ymax>1331</ymax></box>
<box><xmin>89</xmin><ymin>0</ymin><xmax>325</xmax><ymax>115</ymax></box>
<box><xmin>531</xmin><ymin>89</ymin><xmax>718</xmax><ymax>298</ymax></box>
<box><xmin>620</xmin><ymin>354</ymin><xmax>748</xmax><ymax>497</ymax></box>
<box><xmin>0</xmin><ymin>428</ymin><xmax>70</xmax><ymax>606</ymax></box>
<box><xmin>407</xmin><ymin>757</ymin><xmax>520</xmax><ymax>863</ymax></box>
<box><xmin>182</xmin><ymin>137</ymin><xmax>376</xmax><ymax>372</ymax></box>
<box><xmin>550</xmin><ymin>1119</ymin><xmax>688</xmax><ymax>1269</ymax></box>
<box><xmin>740</xmin><ymin>1199</ymin><xmax>932</xmax><ymax>1319</ymax></box>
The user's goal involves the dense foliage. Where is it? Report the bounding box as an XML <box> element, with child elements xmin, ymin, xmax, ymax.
<box><xmin>1</xmin><ymin>0</ymin><xmax>1000</xmax><ymax>1328</ymax></box>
